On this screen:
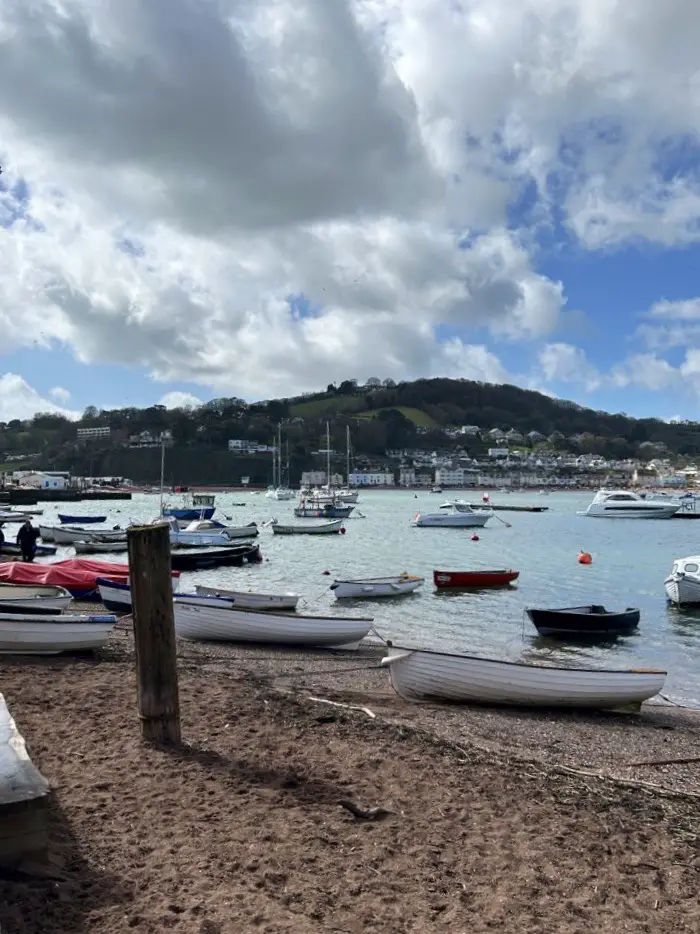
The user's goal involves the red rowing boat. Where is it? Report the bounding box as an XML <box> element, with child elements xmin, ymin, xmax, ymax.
<box><xmin>433</xmin><ymin>569</ymin><xmax>520</xmax><ymax>589</ymax></box>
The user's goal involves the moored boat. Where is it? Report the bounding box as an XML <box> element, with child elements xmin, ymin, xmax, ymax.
<box><xmin>44</xmin><ymin>526</ymin><xmax>127</xmax><ymax>545</ymax></box>
<box><xmin>330</xmin><ymin>574</ymin><xmax>424</xmax><ymax>599</ymax></box>
<box><xmin>665</xmin><ymin>555</ymin><xmax>700</xmax><ymax>606</ymax></box>
<box><xmin>526</xmin><ymin>605</ymin><xmax>640</xmax><ymax>638</ymax></box>
<box><xmin>173</xmin><ymin>599</ymin><xmax>373</xmax><ymax>650</ymax></box>
<box><xmin>294</xmin><ymin>497</ymin><xmax>354</xmax><ymax>519</ymax></box>
<box><xmin>0</xmin><ymin>612</ymin><xmax>117</xmax><ymax>654</ymax></box>
<box><xmin>412</xmin><ymin>505</ymin><xmax>491</xmax><ymax>528</ymax></box>
<box><xmin>433</xmin><ymin>569</ymin><xmax>520</xmax><ymax>588</ymax></box>
<box><xmin>381</xmin><ymin>646</ymin><xmax>666</xmax><ymax>710</ymax></box>
<box><xmin>163</xmin><ymin>492</ymin><xmax>216</xmax><ymax>522</ymax></box>
<box><xmin>0</xmin><ymin>542</ymin><xmax>57</xmax><ymax>557</ymax></box>
<box><xmin>578</xmin><ymin>490</ymin><xmax>680</xmax><ymax>519</ymax></box>
<box><xmin>271</xmin><ymin>519</ymin><xmax>344</xmax><ymax>535</ymax></box>
<box><xmin>57</xmin><ymin>514</ymin><xmax>107</xmax><ymax>524</ymax></box>
<box><xmin>0</xmin><ymin>582</ymin><xmax>73</xmax><ymax>615</ymax></box>
<box><xmin>74</xmin><ymin>540</ymin><xmax>130</xmax><ymax>555</ymax></box>
<box><xmin>194</xmin><ymin>584</ymin><xmax>299</xmax><ymax>611</ymax></box>
<box><xmin>170</xmin><ymin>543</ymin><xmax>262</xmax><ymax>571</ymax></box>
<box><xmin>0</xmin><ymin>558</ymin><xmax>131</xmax><ymax>599</ymax></box>
<box><xmin>180</xmin><ymin>519</ymin><xmax>259</xmax><ymax>539</ymax></box>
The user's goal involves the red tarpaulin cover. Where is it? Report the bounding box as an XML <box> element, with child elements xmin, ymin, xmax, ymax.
<box><xmin>0</xmin><ymin>559</ymin><xmax>179</xmax><ymax>596</ymax></box>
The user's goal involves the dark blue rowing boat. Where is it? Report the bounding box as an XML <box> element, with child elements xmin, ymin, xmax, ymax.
<box><xmin>57</xmin><ymin>514</ymin><xmax>107</xmax><ymax>525</ymax></box>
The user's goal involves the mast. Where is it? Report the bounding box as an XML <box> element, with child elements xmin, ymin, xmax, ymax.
<box><xmin>346</xmin><ymin>425</ymin><xmax>351</xmax><ymax>486</ymax></box>
<box><xmin>277</xmin><ymin>424</ymin><xmax>283</xmax><ymax>489</ymax></box>
<box><xmin>326</xmin><ymin>421</ymin><xmax>331</xmax><ymax>489</ymax></box>
<box><xmin>159</xmin><ymin>439</ymin><xmax>165</xmax><ymax>516</ymax></box>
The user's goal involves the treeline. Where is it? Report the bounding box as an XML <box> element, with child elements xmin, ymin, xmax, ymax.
<box><xmin>0</xmin><ymin>378</ymin><xmax>699</xmax><ymax>484</ymax></box>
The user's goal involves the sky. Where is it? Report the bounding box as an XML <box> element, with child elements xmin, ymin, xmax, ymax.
<box><xmin>2</xmin><ymin>0</ymin><xmax>700</xmax><ymax>423</ymax></box>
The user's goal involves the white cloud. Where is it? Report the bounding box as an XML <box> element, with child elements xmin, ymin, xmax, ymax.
<box><xmin>158</xmin><ymin>391</ymin><xmax>202</xmax><ymax>410</ymax></box>
<box><xmin>649</xmin><ymin>299</ymin><xmax>700</xmax><ymax>320</ymax></box>
<box><xmin>0</xmin><ymin>373</ymin><xmax>80</xmax><ymax>421</ymax></box>
<box><xmin>611</xmin><ymin>353</ymin><xmax>680</xmax><ymax>391</ymax></box>
<box><xmin>0</xmin><ymin>0</ymin><xmax>700</xmax><ymax>399</ymax></box>
<box><xmin>538</xmin><ymin>343</ymin><xmax>602</xmax><ymax>391</ymax></box>
<box><xmin>49</xmin><ymin>386</ymin><xmax>71</xmax><ymax>403</ymax></box>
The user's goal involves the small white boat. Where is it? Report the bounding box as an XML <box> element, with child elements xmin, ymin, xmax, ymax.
<box><xmin>173</xmin><ymin>600</ymin><xmax>373</xmax><ymax>650</ymax></box>
<box><xmin>45</xmin><ymin>525</ymin><xmax>127</xmax><ymax>545</ymax></box>
<box><xmin>430</xmin><ymin>486</ymin><xmax>443</xmax><ymax>494</ymax></box>
<box><xmin>97</xmin><ymin>576</ymin><xmax>181</xmax><ymax>612</ymax></box>
<box><xmin>578</xmin><ymin>490</ymin><xmax>680</xmax><ymax>519</ymax></box>
<box><xmin>167</xmin><ymin>518</ymin><xmax>230</xmax><ymax>548</ymax></box>
<box><xmin>411</xmin><ymin>505</ymin><xmax>491</xmax><ymax>528</ymax></box>
<box><xmin>271</xmin><ymin>518</ymin><xmax>344</xmax><ymax>535</ymax></box>
<box><xmin>381</xmin><ymin>646</ymin><xmax>666</xmax><ymax>710</ymax></box>
<box><xmin>0</xmin><ymin>612</ymin><xmax>117</xmax><ymax>654</ymax></box>
<box><xmin>265</xmin><ymin>486</ymin><xmax>295</xmax><ymax>501</ymax></box>
<box><xmin>38</xmin><ymin>524</ymin><xmax>56</xmax><ymax>542</ymax></box>
<box><xmin>182</xmin><ymin>519</ymin><xmax>259</xmax><ymax>539</ymax></box>
<box><xmin>74</xmin><ymin>540</ymin><xmax>129</xmax><ymax>555</ymax></box>
<box><xmin>665</xmin><ymin>555</ymin><xmax>700</xmax><ymax>606</ymax></box>
<box><xmin>330</xmin><ymin>574</ymin><xmax>424</xmax><ymax>599</ymax></box>
<box><xmin>194</xmin><ymin>584</ymin><xmax>300</xmax><ymax>611</ymax></box>
<box><xmin>0</xmin><ymin>582</ymin><xmax>73</xmax><ymax>615</ymax></box>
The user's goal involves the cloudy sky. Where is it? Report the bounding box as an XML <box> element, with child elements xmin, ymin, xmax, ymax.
<box><xmin>1</xmin><ymin>0</ymin><xmax>700</xmax><ymax>421</ymax></box>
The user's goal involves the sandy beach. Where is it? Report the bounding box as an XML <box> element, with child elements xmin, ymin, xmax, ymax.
<box><xmin>2</xmin><ymin>628</ymin><xmax>700</xmax><ymax>933</ymax></box>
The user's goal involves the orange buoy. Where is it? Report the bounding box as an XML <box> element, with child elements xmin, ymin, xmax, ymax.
<box><xmin>471</xmin><ymin>534</ymin><xmax>480</xmax><ymax>541</ymax></box>
<box><xmin>578</xmin><ymin>551</ymin><xmax>592</xmax><ymax>565</ymax></box>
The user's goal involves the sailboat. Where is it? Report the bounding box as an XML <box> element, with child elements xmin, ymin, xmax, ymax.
<box><xmin>160</xmin><ymin>442</ymin><xmax>217</xmax><ymax>520</ymax></box>
<box><xmin>303</xmin><ymin>425</ymin><xmax>359</xmax><ymax>504</ymax></box>
<box><xmin>265</xmin><ymin>425</ymin><xmax>294</xmax><ymax>500</ymax></box>
<box><xmin>295</xmin><ymin>423</ymin><xmax>355</xmax><ymax>518</ymax></box>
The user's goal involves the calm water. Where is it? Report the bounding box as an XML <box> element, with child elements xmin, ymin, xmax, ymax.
<box><xmin>35</xmin><ymin>489</ymin><xmax>700</xmax><ymax>705</ymax></box>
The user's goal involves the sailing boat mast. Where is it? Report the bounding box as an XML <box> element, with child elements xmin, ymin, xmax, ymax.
<box><xmin>346</xmin><ymin>425</ymin><xmax>351</xmax><ymax>486</ymax></box>
<box><xmin>277</xmin><ymin>424</ymin><xmax>283</xmax><ymax>489</ymax></box>
<box><xmin>159</xmin><ymin>439</ymin><xmax>165</xmax><ymax>516</ymax></box>
<box><xmin>326</xmin><ymin>421</ymin><xmax>331</xmax><ymax>489</ymax></box>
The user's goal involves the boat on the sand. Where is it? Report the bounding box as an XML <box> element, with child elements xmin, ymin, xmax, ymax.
<box><xmin>0</xmin><ymin>558</ymin><xmax>132</xmax><ymax>600</ymax></box>
<box><xmin>380</xmin><ymin>645</ymin><xmax>666</xmax><ymax>710</ymax></box>
<box><xmin>526</xmin><ymin>605</ymin><xmax>640</xmax><ymax>639</ymax></box>
<box><xmin>173</xmin><ymin>599</ymin><xmax>373</xmax><ymax>650</ymax></box>
<box><xmin>194</xmin><ymin>584</ymin><xmax>299</xmax><ymax>611</ymax></box>
<box><xmin>97</xmin><ymin>576</ymin><xmax>181</xmax><ymax>612</ymax></box>
<box><xmin>433</xmin><ymin>569</ymin><xmax>519</xmax><ymax>589</ymax></box>
<box><xmin>0</xmin><ymin>582</ymin><xmax>73</xmax><ymax>615</ymax></box>
<box><xmin>330</xmin><ymin>574</ymin><xmax>424</xmax><ymax>599</ymax></box>
<box><xmin>0</xmin><ymin>612</ymin><xmax>117</xmax><ymax>654</ymax></box>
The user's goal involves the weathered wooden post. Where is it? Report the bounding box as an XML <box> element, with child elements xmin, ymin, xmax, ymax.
<box><xmin>127</xmin><ymin>523</ymin><xmax>181</xmax><ymax>745</ymax></box>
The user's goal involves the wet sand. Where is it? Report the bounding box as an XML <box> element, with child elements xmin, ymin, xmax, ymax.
<box><xmin>1</xmin><ymin>630</ymin><xmax>700</xmax><ymax>934</ymax></box>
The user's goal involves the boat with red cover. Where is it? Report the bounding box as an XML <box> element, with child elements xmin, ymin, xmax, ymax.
<box><xmin>0</xmin><ymin>558</ymin><xmax>180</xmax><ymax>600</ymax></box>
<box><xmin>433</xmin><ymin>569</ymin><xmax>520</xmax><ymax>589</ymax></box>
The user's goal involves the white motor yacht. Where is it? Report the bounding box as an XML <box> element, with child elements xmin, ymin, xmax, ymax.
<box><xmin>665</xmin><ymin>556</ymin><xmax>700</xmax><ymax>605</ymax></box>
<box><xmin>579</xmin><ymin>490</ymin><xmax>680</xmax><ymax>519</ymax></box>
<box><xmin>411</xmin><ymin>505</ymin><xmax>491</xmax><ymax>528</ymax></box>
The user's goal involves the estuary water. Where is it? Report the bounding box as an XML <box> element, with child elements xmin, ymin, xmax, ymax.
<box><xmin>35</xmin><ymin>489</ymin><xmax>700</xmax><ymax>706</ymax></box>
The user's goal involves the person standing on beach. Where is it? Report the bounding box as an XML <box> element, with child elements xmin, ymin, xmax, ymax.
<box><xmin>16</xmin><ymin>519</ymin><xmax>39</xmax><ymax>563</ymax></box>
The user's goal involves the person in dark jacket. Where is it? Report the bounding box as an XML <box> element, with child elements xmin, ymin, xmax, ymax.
<box><xmin>16</xmin><ymin>520</ymin><xmax>39</xmax><ymax>563</ymax></box>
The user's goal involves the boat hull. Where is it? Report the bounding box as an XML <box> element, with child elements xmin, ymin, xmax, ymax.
<box><xmin>170</xmin><ymin>544</ymin><xmax>262</xmax><ymax>571</ymax></box>
<box><xmin>381</xmin><ymin>648</ymin><xmax>666</xmax><ymax>709</ymax></box>
<box><xmin>57</xmin><ymin>515</ymin><xmax>107</xmax><ymax>524</ymax></box>
<box><xmin>272</xmin><ymin>520</ymin><xmax>343</xmax><ymax>535</ymax></box>
<box><xmin>194</xmin><ymin>585</ymin><xmax>299</xmax><ymax>611</ymax></box>
<box><xmin>0</xmin><ymin>584</ymin><xmax>73</xmax><ymax>615</ymax></box>
<box><xmin>163</xmin><ymin>507</ymin><xmax>216</xmax><ymax>521</ymax></box>
<box><xmin>331</xmin><ymin>576</ymin><xmax>424</xmax><ymax>599</ymax></box>
<box><xmin>412</xmin><ymin>512</ymin><xmax>490</xmax><ymax>527</ymax></box>
<box><xmin>0</xmin><ymin>614</ymin><xmax>117</xmax><ymax>654</ymax></box>
<box><xmin>173</xmin><ymin>600</ymin><xmax>373</xmax><ymax>649</ymax></box>
<box><xmin>97</xmin><ymin>576</ymin><xmax>181</xmax><ymax>612</ymax></box>
<box><xmin>433</xmin><ymin>570</ymin><xmax>519</xmax><ymax>589</ymax></box>
<box><xmin>665</xmin><ymin>574</ymin><xmax>700</xmax><ymax>606</ymax></box>
<box><xmin>0</xmin><ymin>542</ymin><xmax>57</xmax><ymax>557</ymax></box>
<box><xmin>294</xmin><ymin>505</ymin><xmax>354</xmax><ymax>518</ymax></box>
<box><xmin>74</xmin><ymin>540</ymin><xmax>129</xmax><ymax>554</ymax></box>
<box><xmin>526</xmin><ymin>606</ymin><xmax>640</xmax><ymax>638</ymax></box>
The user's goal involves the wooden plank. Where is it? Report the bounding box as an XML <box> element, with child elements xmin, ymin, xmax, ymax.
<box><xmin>128</xmin><ymin>524</ymin><xmax>181</xmax><ymax>745</ymax></box>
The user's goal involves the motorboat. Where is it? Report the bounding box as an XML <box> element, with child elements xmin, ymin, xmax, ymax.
<box><xmin>650</xmin><ymin>492</ymin><xmax>700</xmax><ymax>519</ymax></box>
<box><xmin>0</xmin><ymin>582</ymin><xmax>73</xmax><ymax>615</ymax></box>
<box><xmin>271</xmin><ymin>519</ymin><xmax>344</xmax><ymax>535</ymax></box>
<box><xmin>433</xmin><ymin>569</ymin><xmax>519</xmax><ymax>589</ymax></box>
<box><xmin>294</xmin><ymin>497</ymin><xmax>354</xmax><ymax>519</ymax></box>
<box><xmin>665</xmin><ymin>555</ymin><xmax>700</xmax><ymax>606</ymax></box>
<box><xmin>194</xmin><ymin>584</ymin><xmax>299</xmax><ymax>611</ymax></box>
<box><xmin>173</xmin><ymin>599</ymin><xmax>373</xmax><ymax>650</ymax></box>
<box><xmin>525</xmin><ymin>605</ymin><xmax>640</xmax><ymax>639</ymax></box>
<box><xmin>381</xmin><ymin>646</ymin><xmax>666</xmax><ymax>710</ymax></box>
<box><xmin>0</xmin><ymin>612</ymin><xmax>117</xmax><ymax>654</ymax></box>
<box><xmin>265</xmin><ymin>486</ymin><xmax>295</xmax><ymax>501</ymax></box>
<box><xmin>330</xmin><ymin>574</ymin><xmax>424</xmax><ymax>599</ymax></box>
<box><xmin>578</xmin><ymin>490</ymin><xmax>680</xmax><ymax>519</ymax></box>
<box><xmin>411</xmin><ymin>505</ymin><xmax>491</xmax><ymax>528</ymax></box>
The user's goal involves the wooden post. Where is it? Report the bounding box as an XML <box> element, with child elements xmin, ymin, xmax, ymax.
<box><xmin>128</xmin><ymin>524</ymin><xmax>181</xmax><ymax>745</ymax></box>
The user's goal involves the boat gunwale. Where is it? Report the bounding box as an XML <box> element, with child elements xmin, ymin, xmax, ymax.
<box><xmin>173</xmin><ymin>600</ymin><xmax>373</xmax><ymax>623</ymax></box>
<box><xmin>384</xmin><ymin>644</ymin><xmax>666</xmax><ymax>676</ymax></box>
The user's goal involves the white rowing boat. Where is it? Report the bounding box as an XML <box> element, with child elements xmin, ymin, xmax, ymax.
<box><xmin>97</xmin><ymin>576</ymin><xmax>181</xmax><ymax>612</ymax></box>
<box><xmin>381</xmin><ymin>646</ymin><xmax>666</xmax><ymax>710</ymax></box>
<box><xmin>0</xmin><ymin>612</ymin><xmax>117</xmax><ymax>654</ymax></box>
<box><xmin>194</xmin><ymin>584</ymin><xmax>299</xmax><ymax>611</ymax></box>
<box><xmin>74</xmin><ymin>540</ymin><xmax>129</xmax><ymax>554</ymax></box>
<box><xmin>271</xmin><ymin>519</ymin><xmax>344</xmax><ymax>535</ymax></box>
<box><xmin>0</xmin><ymin>582</ymin><xmax>73</xmax><ymax>614</ymax></box>
<box><xmin>173</xmin><ymin>599</ymin><xmax>372</xmax><ymax>650</ymax></box>
<box><xmin>330</xmin><ymin>574</ymin><xmax>424</xmax><ymax>599</ymax></box>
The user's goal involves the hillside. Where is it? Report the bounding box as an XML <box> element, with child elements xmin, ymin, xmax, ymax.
<box><xmin>0</xmin><ymin>377</ymin><xmax>698</xmax><ymax>484</ymax></box>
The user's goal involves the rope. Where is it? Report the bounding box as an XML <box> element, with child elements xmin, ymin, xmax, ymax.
<box><xmin>269</xmin><ymin>663</ymin><xmax>385</xmax><ymax>679</ymax></box>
